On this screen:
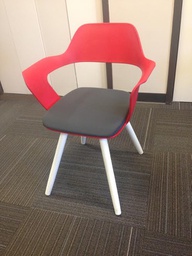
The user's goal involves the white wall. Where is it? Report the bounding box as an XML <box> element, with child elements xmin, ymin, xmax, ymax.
<box><xmin>0</xmin><ymin>0</ymin><xmax>44</xmax><ymax>94</ymax></box>
<box><xmin>66</xmin><ymin>0</ymin><xmax>107</xmax><ymax>89</ymax></box>
<box><xmin>0</xmin><ymin>0</ymin><xmax>106</xmax><ymax>95</ymax></box>
<box><xmin>109</xmin><ymin>0</ymin><xmax>174</xmax><ymax>94</ymax></box>
<box><xmin>0</xmin><ymin>0</ymin><xmax>191</xmax><ymax>102</ymax></box>
<box><xmin>173</xmin><ymin>0</ymin><xmax>192</xmax><ymax>102</ymax></box>
<box><xmin>0</xmin><ymin>0</ymin><xmax>77</xmax><ymax>95</ymax></box>
<box><xmin>34</xmin><ymin>0</ymin><xmax>77</xmax><ymax>96</ymax></box>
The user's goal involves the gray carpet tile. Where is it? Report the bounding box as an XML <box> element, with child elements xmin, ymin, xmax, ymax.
<box><xmin>55</xmin><ymin>136</ymin><xmax>152</xmax><ymax>174</ymax></box>
<box><xmin>33</xmin><ymin>162</ymin><xmax>150</xmax><ymax>226</ymax></box>
<box><xmin>0</xmin><ymin>202</ymin><xmax>29</xmax><ymax>255</ymax></box>
<box><xmin>4</xmin><ymin>208</ymin><xmax>143</xmax><ymax>256</ymax></box>
<box><xmin>0</xmin><ymin>95</ymin><xmax>37</xmax><ymax>134</ymax></box>
<box><xmin>147</xmin><ymin>152</ymin><xmax>192</xmax><ymax>238</ymax></box>
<box><xmin>141</xmin><ymin>231</ymin><xmax>192</xmax><ymax>256</ymax></box>
<box><xmin>180</xmin><ymin>102</ymin><xmax>192</xmax><ymax>110</ymax></box>
<box><xmin>0</xmin><ymin>94</ymin><xmax>192</xmax><ymax>255</ymax></box>
<box><xmin>0</xmin><ymin>135</ymin><xmax>36</xmax><ymax>181</ymax></box>
<box><xmin>0</xmin><ymin>136</ymin><xmax>57</xmax><ymax>206</ymax></box>
<box><xmin>5</xmin><ymin>116</ymin><xmax>58</xmax><ymax>139</ymax></box>
<box><xmin>144</xmin><ymin>108</ymin><xmax>192</xmax><ymax>152</ymax></box>
<box><xmin>31</xmin><ymin>136</ymin><xmax>152</xmax><ymax>225</ymax></box>
<box><xmin>0</xmin><ymin>94</ymin><xmax>56</xmax><ymax>139</ymax></box>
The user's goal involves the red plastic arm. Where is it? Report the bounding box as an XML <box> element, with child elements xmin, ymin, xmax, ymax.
<box><xmin>126</xmin><ymin>59</ymin><xmax>156</xmax><ymax>123</ymax></box>
<box><xmin>22</xmin><ymin>53</ymin><xmax>72</xmax><ymax>110</ymax></box>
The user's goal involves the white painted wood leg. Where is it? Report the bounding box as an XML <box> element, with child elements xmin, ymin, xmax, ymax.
<box><xmin>99</xmin><ymin>139</ymin><xmax>121</xmax><ymax>215</ymax></box>
<box><xmin>81</xmin><ymin>136</ymin><xmax>86</xmax><ymax>145</ymax></box>
<box><xmin>126</xmin><ymin>122</ymin><xmax>143</xmax><ymax>155</ymax></box>
<box><xmin>45</xmin><ymin>133</ymin><xmax>68</xmax><ymax>196</ymax></box>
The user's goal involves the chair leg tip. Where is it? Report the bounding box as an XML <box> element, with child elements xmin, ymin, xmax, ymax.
<box><xmin>45</xmin><ymin>190</ymin><xmax>51</xmax><ymax>196</ymax></box>
<box><xmin>115</xmin><ymin>210</ymin><xmax>122</xmax><ymax>216</ymax></box>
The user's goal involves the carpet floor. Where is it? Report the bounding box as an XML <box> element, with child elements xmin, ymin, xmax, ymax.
<box><xmin>0</xmin><ymin>94</ymin><xmax>191</xmax><ymax>255</ymax></box>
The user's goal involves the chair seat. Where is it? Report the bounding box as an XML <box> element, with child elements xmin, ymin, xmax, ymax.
<box><xmin>43</xmin><ymin>87</ymin><xmax>130</xmax><ymax>137</ymax></box>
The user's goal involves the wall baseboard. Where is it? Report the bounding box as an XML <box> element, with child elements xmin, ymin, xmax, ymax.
<box><xmin>138</xmin><ymin>93</ymin><xmax>166</xmax><ymax>103</ymax></box>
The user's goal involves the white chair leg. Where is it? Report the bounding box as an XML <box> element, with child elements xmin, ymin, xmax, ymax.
<box><xmin>45</xmin><ymin>133</ymin><xmax>68</xmax><ymax>196</ymax></box>
<box><xmin>99</xmin><ymin>139</ymin><xmax>121</xmax><ymax>215</ymax></box>
<box><xmin>81</xmin><ymin>136</ymin><xmax>86</xmax><ymax>145</ymax></box>
<box><xmin>126</xmin><ymin>122</ymin><xmax>143</xmax><ymax>155</ymax></box>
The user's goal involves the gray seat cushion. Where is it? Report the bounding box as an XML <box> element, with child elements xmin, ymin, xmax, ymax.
<box><xmin>43</xmin><ymin>87</ymin><xmax>130</xmax><ymax>138</ymax></box>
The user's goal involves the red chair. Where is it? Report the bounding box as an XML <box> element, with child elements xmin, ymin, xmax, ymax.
<box><xmin>23</xmin><ymin>23</ymin><xmax>155</xmax><ymax>215</ymax></box>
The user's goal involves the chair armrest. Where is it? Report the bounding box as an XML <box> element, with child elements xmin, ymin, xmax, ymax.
<box><xmin>126</xmin><ymin>59</ymin><xmax>156</xmax><ymax>122</ymax></box>
<box><xmin>22</xmin><ymin>53</ymin><xmax>73</xmax><ymax>110</ymax></box>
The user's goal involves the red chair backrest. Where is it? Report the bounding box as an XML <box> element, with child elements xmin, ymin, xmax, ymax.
<box><xmin>23</xmin><ymin>23</ymin><xmax>155</xmax><ymax>114</ymax></box>
<box><xmin>65</xmin><ymin>23</ymin><xmax>145</xmax><ymax>66</ymax></box>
